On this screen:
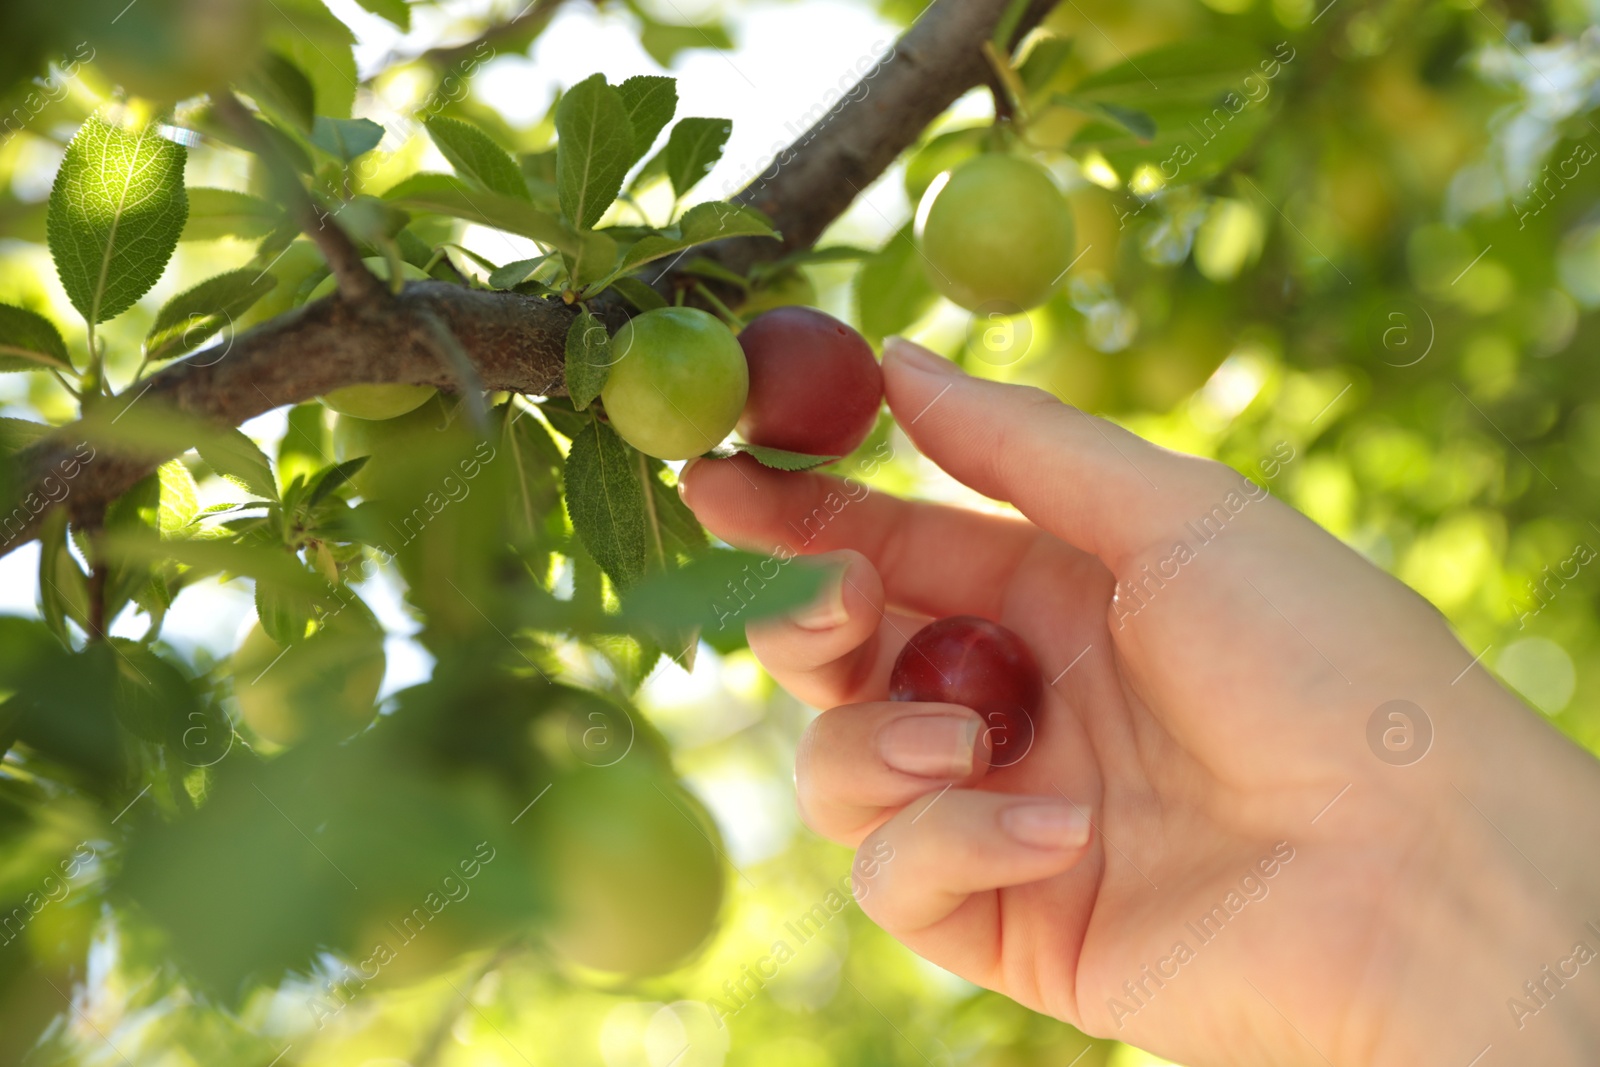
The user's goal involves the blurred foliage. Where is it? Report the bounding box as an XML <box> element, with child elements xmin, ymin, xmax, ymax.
<box><xmin>0</xmin><ymin>0</ymin><xmax>1596</xmax><ymax>1064</ymax></box>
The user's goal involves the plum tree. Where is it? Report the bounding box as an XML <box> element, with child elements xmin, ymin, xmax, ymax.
<box><xmin>600</xmin><ymin>307</ymin><xmax>748</xmax><ymax>460</ymax></box>
<box><xmin>889</xmin><ymin>616</ymin><xmax>1042</xmax><ymax>768</ymax></box>
<box><xmin>736</xmin><ymin>307</ymin><xmax>883</xmax><ymax>457</ymax></box>
<box><xmin>917</xmin><ymin>153</ymin><xmax>1076</xmax><ymax>312</ymax></box>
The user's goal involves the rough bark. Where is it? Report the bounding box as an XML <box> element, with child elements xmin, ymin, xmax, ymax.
<box><xmin>3</xmin><ymin>0</ymin><xmax>1054</xmax><ymax>555</ymax></box>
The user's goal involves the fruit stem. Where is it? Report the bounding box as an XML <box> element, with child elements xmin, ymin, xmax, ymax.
<box><xmin>981</xmin><ymin>40</ymin><xmax>1030</xmax><ymax>133</ymax></box>
<box><xmin>691</xmin><ymin>283</ymin><xmax>745</xmax><ymax>330</ymax></box>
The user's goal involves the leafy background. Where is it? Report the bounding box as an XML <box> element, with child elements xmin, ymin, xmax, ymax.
<box><xmin>0</xmin><ymin>0</ymin><xmax>1598</xmax><ymax>1064</ymax></box>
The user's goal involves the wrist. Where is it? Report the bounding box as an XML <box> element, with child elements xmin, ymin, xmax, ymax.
<box><xmin>1366</xmin><ymin>682</ymin><xmax>1600</xmax><ymax>1066</ymax></box>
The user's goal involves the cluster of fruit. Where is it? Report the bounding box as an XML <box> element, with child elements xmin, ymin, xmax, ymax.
<box><xmin>319</xmin><ymin>302</ymin><xmax>884</xmax><ymax>463</ymax></box>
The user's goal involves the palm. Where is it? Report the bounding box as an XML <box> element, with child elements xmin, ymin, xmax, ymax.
<box><xmin>959</xmin><ymin>520</ymin><xmax>1432</xmax><ymax>1061</ymax></box>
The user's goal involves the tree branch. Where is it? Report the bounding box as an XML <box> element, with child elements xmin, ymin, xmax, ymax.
<box><xmin>2</xmin><ymin>0</ymin><xmax>1054</xmax><ymax>556</ymax></box>
<box><xmin>718</xmin><ymin>0</ymin><xmax>1057</xmax><ymax>274</ymax></box>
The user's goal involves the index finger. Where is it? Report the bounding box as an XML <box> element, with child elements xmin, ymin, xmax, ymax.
<box><xmin>679</xmin><ymin>452</ymin><xmax>1038</xmax><ymax>620</ymax></box>
<box><xmin>882</xmin><ymin>337</ymin><xmax>1247</xmax><ymax>573</ymax></box>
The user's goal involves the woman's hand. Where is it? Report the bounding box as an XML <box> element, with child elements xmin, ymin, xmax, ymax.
<box><xmin>680</xmin><ymin>338</ymin><xmax>1600</xmax><ymax>1067</ymax></box>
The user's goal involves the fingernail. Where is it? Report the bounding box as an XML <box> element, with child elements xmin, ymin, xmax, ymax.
<box><xmin>1001</xmin><ymin>801</ymin><xmax>1091</xmax><ymax>849</ymax></box>
<box><xmin>884</xmin><ymin>336</ymin><xmax>955</xmax><ymax>375</ymax></box>
<box><xmin>676</xmin><ymin>457</ymin><xmax>702</xmax><ymax>503</ymax></box>
<box><xmin>792</xmin><ymin>564</ymin><xmax>849</xmax><ymax>631</ymax></box>
<box><xmin>877</xmin><ymin>714</ymin><xmax>979</xmax><ymax>778</ymax></box>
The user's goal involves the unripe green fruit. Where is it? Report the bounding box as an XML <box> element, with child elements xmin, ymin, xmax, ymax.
<box><xmin>322</xmin><ymin>384</ymin><xmax>436</xmax><ymax>421</ymax></box>
<box><xmin>601</xmin><ymin>307</ymin><xmax>748</xmax><ymax>460</ymax></box>
<box><xmin>537</xmin><ymin>766</ymin><xmax>723</xmax><ymax>975</ymax></box>
<box><xmin>917</xmin><ymin>154</ymin><xmax>1076</xmax><ymax>312</ymax></box>
<box><xmin>228</xmin><ymin>613</ymin><xmax>386</xmax><ymax>747</ymax></box>
<box><xmin>331</xmin><ymin>393</ymin><xmax>458</xmax><ymax>498</ymax></box>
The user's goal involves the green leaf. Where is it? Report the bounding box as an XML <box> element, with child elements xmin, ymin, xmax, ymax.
<box><xmin>1051</xmin><ymin>95</ymin><xmax>1157</xmax><ymax>140</ymax></box>
<box><xmin>256</xmin><ymin>574</ymin><xmax>317</xmax><ymax>645</ymax></box>
<box><xmin>196</xmin><ymin>428</ymin><xmax>279</xmax><ymax>502</ymax></box>
<box><xmin>587</xmin><ymin>202</ymin><xmax>776</xmax><ymax>292</ymax></box>
<box><xmin>1018</xmin><ymin>32</ymin><xmax>1074</xmax><ymax>96</ymax></box>
<box><xmin>37</xmin><ymin>509</ymin><xmax>87</xmax><ymax>639</ymax></box>
<box><xmin>556</xmin><ymin>74</ymin><xmax>636</xmax><ymax>230</ymax></box>
<box><xmin>610</xmin><ymin>276</ymin><xmax>668</xmax><ymax>312</ymax></box>
<box><xmin>679</xmin><ymin>256</ymin><xmax>750</xmax><ymax>288</ymax></box>
<box><xmin>278</xmin><ymin>403</ymin><xmax>329</xmax><ymax>493</ymax></box>
<box><xmin>754</xmin><ymin>244</ymin><xmax>874</xmax><ymax>277</ymax></box>
<box><xmin>0</xmin><ymin>303</ymin><xmax>71</xmax><ymax>372</ymax></box>
<box><xmin>10</xmin><ymin>642</ymin><xmax>126</xmax><ymax>793</ymax></box>
<box><xmin>181</xmin><ymin>188</ymin><xmax>285</xmax><ymax>242</ymax></box>
<box><xmin>636</xmin><ymin>450</ymin><xmax>699</xmax><ymax>669</ymax></box>
<box><xmin>564</xmin><ymin>418</ymin><xmax>647</xmax><ymax>591</ymax></box>
<box><xmin>903</xmin><ymin>126</ymin><xmax>989</xmax><ymax>203</ymax></box>
<box><xmin>538</xmin><ymin>397</ymin><xmax>592</xmax><ymax>440</ymax></box>
<box><xmin>0</xmin><ymin>417</ymin><xmax>52</xmax><ymax>455</ymax></box>
<box><xmin>616</xmin><ymin>75</ymin><xmax>677</xmax><ymax>167</ymax></box>
<box><xmin>102</xmin><ymin>534</ymin><xmax>326</xmax><ymax>594</ymax></box>
<box><xmin>638</xmin><ymin>19</ymin><xmax>734</xmax><ymax>67</ymax></box>
<box><xmin>642</xmin><ymin>458</ymin><xmax>706</xmax><ymax>559</ymax></box>
<box><xmin>622</xmin><ymin>549</ymin><xmax>828</xmax><ymax>632</ymax></box>
<box><xmin>384</xmin><ymin>173</ymin><xmax>577</xmax><ymax>253</ymax></box>
<box><xmin>1066</xmin><ymin>39</ymin><xmax>1278</xmax><ymax>185</ymax></box>
<box><xmin>564</xmin><ymin>310</ymin><xmax>613</xmax><ymax>410</ymax></box>
<box><xmin>108</xmin><ymin>640</ymin><xmax>196</xmax><ymax>743</ymax></box>
<box><xmin>664</xmin><ymin>117</ymin><xmax>731</xmax><ymax>200</ymax></box>
<box><xmin>157</xmin><ymin>458</ymin><xmax>200</xmax><ymax>534</ymax></box>
<box><xmin>487</xmin><ymin>255</ymin><xmax>554</xmax><ymax>290</ymax></box>
<box><xmin>992</xmin><ymin>0</ymin><xmax>1033</xmax><ymax>48</ymax></box>
<box><xmin>424</xmin><ymin>116</ymin><xmax>529</xmax><ymax>201</ymax></box>
<box><xmin>304</xmin><ymin>457</ymin><xmax>367</xmax><ymax>506</ymax></box>
<box><xmin>311</xmin><ymin>117</ymin><xmax>386</xmax><ymax>163</ymax></box>
<box><xmin>353</xmin><ymin>0</ymin><xmax>410</xmax><ymax>29</ymax></box>
<box><xmin>709</xmin><ymin>441</ymin><xmax>840</xmax><ymax>470</ymax></box>
<box><xmin>265</xmin><ymin>0</ymin><xmax>359</xmax><ymax>118</ymax></box>
<box><xmin>241</xmin><ymin>51</ymin><xmax>317</xmax><ymax>133</ymax></box>
<box><xmin>855</xmin><ymin>221</ymin><xmax>937</xmax><ymax>341</ymax></box>
<box><xmin>46</xmin><ymin>116</ymin><xmax>188</xmax><ymax>326</ymax></box>
<box><xmin>568</xmin><ymin>230</ymin><xmax>619</xmax><ymax>290</ymax></box>
<box><xmin>144</xmin><ymin>269</ymin><xmax>278</xmax><ymax>361</ymax></box>
<box><xmin>501</xmin><ymin>404</ymin><xmax>563</xmax><ymax>552</ymax></box>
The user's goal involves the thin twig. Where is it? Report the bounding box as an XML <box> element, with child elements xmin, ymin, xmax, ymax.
<box><xmin>415</xmin><ymin>308</ymin><xmax>490</xmax><ymax>432</ymax></box>
<box><xmin>211</xmin><ymin>92</ymin><xmax>388</xmax><ymax>306</ymax></box>
<box><xmin>415</xmin><ymin>0</ymin><xmax>569</xmax><ymax>70</ymax></box>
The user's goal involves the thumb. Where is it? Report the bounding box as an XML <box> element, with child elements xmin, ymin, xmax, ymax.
<box><xmin>882</xmin><ymin>337</ymin><xmax>1228</xmax><ymax>570</ymax></box>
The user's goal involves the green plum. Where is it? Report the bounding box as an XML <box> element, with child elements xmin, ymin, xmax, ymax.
<box><xmin>227</xmin><ymin>610</ymin><xmax>386</xmax><ymax>747</ymax></box>
<box><xmin>918</xmin><ymin>153</ymin><xmax>1076</xmax><ymax>312</ymax></box>
<box><xmin>600</xmin><ymin>307</ymin><xmax>748</xmax><ymax>460</ymax></box>
<box><xmin>536</xmin><ymin>765</ymin><xmax>724</xmax><ymax>975</ymax></box>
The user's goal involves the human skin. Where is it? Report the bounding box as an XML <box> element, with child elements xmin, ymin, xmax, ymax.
<box><xmin>678</xmin><ymin>337</ymin><xmax>1600</xmax><ymax>1066</ymax></box>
